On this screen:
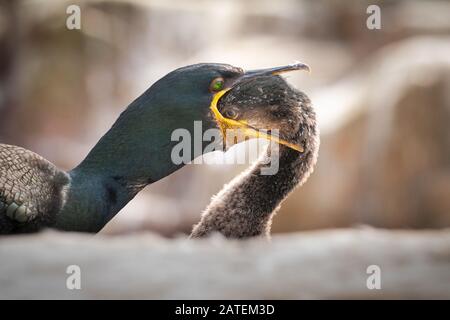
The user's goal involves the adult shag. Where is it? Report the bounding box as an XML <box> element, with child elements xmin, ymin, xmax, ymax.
<box><xmin>191</xmin><ymin>74</ymin><xmax>319</xmax><ymax>238</ymax></box>
<box><xmin>0</xmin><ymin>63</ymin><xmax>310</xmax><ymax>234</ymax></box>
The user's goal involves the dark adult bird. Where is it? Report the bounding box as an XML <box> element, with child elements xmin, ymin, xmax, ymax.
<box><xmin>191</xmin><ymin>74</ymin><xmax>319</xmax><ymax>238</ymax></box>
<box><xmin>0</xmin><ymin>62</ymin><xmax>310</xmax><ymax>234</ymax></box>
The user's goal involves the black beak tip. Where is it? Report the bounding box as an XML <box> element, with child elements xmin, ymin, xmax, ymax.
<box><xmin>243</xmin><ymin>61</ymin><xmax>311</xmax><ymax>79</ymax></box>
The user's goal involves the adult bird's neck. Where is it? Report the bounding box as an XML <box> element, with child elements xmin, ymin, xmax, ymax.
<box><xmin>191</xmin><ymin>111</ymin><xmax>319</xmax><ymax>238</ymax></box>
<box><xmin>56</xmin><ymin>92</ymin><xmax>218</xmax><ymax>232</ymax></box>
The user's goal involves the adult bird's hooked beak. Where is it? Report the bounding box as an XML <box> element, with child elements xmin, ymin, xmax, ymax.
<box><xmin>210</xmin><ymin>62</ymin><xmax>311</xmax><ymax>152</ymax></box>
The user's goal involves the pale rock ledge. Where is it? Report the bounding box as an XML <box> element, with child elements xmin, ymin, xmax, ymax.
<box><xmin>0</xmin><ymin>228</ymin><xmax>449</xmax><ymax>299</ymax></box>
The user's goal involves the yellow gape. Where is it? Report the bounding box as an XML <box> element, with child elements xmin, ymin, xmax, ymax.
<box><xmin>210</xmin><ymin>89</ymin><xmax>304</xmax><ymax>153</ymax></box>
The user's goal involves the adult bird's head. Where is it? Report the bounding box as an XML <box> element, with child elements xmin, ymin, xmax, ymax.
<box><xmin>147</xmin><ymin>62</ymin><xmax>310</xmax><ymax>151</ymax></box>
<box><xmin>79</xmin><ymin>62</ymin><xmax>310</xmax><ymax>186</ymax></box>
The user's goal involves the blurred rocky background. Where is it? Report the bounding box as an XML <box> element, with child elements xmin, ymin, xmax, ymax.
<box><xmin>0</xmin><ymin>0</ymin><xmax>449</xmax><ymax>236</ymax></box>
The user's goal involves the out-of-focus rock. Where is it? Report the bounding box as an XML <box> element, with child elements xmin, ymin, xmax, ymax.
<box><xmin>0</xmin><ymin>228</ymin><xmax>449</xmax><ymax>299</ymax></box>
<box><xmin>274</xmin><ymin>37</ymin><xmax>450</xmax><ymax>232</ymax></box>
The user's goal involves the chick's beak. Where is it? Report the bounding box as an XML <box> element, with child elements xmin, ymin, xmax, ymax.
<box><xmin>210</xmin><ymin>62</ymin><xmax>310</xmax><ymax>152</ymax></box>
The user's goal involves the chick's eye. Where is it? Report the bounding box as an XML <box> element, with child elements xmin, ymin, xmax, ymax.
<box><xmin>224</xmin><ymin>109</ymin><xmax>238</xmax><ymax>119</ymax></box>
<box><xmin>210</xmin><ymin>77</ymin><xmax>224</xmax><ymax>92</ymax></box>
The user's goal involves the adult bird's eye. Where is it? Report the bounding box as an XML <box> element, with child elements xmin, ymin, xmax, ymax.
<box><xmin>210</xmin><ymin>77</ymin><xmax>225</xmax><ymax>92</ymax></box>
<box><xmin>224</xmin><ymin>109</ymin><xmax>238</xmax><ymax>119</ymax></box>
